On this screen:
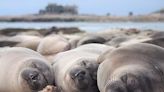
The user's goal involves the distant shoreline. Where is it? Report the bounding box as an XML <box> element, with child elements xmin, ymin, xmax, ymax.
<box><xmin>0</xmin><ymin>22</ymin><xmax>164</xmax><ymax>32</ymax></box>
<box><xmin>0</xmin><ymin>14</ymin><xmax>164</xmax><ymax>22</ymax></box>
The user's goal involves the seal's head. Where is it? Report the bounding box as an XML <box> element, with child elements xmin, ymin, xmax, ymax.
<box><xmin>66</xmin><ymin>59</ymin><xmax>99</xmax><ymax>92</ymax></box>
<box><xmin>20</xmin><ymin>59</ymin><xmax>54</xmax><ymax>91</ymax></box>
<box><xmin>103</xmin><ymin>66</ymin><xmax>155</xmax><ymax>92</ymax></box>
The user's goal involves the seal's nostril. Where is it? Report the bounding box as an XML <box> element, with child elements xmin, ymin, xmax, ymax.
<box><xmin>30</xmin><ymin>74</ymin><xmax>35</xmax><ymax>80</ymax></box>
<box><xmin>29</xmin><ymin>72</ymin><xmax>38</xmax><ymax>81</ymax></box>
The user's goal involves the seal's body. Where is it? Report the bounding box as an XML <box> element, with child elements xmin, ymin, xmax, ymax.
<box><xmin>0</xmin><ymin>47</ymin><xmax>54</xmax><ymax>92</ymax></box>
<box><xmin>98</xmin><ymin>43</ymin><xmax>164</xmax><ymax>92</ymax></box>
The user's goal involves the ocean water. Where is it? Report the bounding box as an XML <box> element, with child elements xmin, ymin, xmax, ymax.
<box><xmin>0</xmin><ymin>22</ymin><xmax>164</xmax><ymax>32</ymax></box>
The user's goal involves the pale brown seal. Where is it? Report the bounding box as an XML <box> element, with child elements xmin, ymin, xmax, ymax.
<box><xmin>97</xmin><ymin>43</ymin><xmax>164</xmax><ymax>92</ymax></box>
<box><xmin>52</xmin><ymin>44</ymin><xmax>114</xmax><ymax>92</ymax></box>
<box><xmin>37</xmin><ymin>35</ymin><xmax>70</xmax><ymax>62</ymax></box>
<box><xmin>0</xmin><ymin>35</ymin><xmax>42</xmax><ymax>50</ymax></box>
<box><xmin>0</xmin><ymin>47</ymin><xmax>54</xmax><ymax>92</ymax></box>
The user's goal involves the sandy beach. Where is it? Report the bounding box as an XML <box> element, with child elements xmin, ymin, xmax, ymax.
<box><xmin>0</xmin><ymin>14</ymin><xmax>164</xmax><ymax>22</ymax></box>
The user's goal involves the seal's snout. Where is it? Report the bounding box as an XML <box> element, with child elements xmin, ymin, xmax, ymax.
<box><xmin>29</xmin><ymin>72</ymin><xmax>39</xmax><ymax>82</ymax></box>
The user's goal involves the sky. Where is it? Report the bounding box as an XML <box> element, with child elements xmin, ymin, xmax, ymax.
<box><xmin>0</xmin><ymin>0</ymin><xmax>164</xmax><ymax>16</ymax></box>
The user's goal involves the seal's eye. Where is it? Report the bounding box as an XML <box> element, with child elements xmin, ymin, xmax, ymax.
<box><xmin>75</xmin><ymin>70</ymin><xmax>86</xmax><ymax>81</ymax></box>
<box><xmin>70</xmin><ymin>69</ymin><xmax>86</xmax><ymax>80</ymax></box>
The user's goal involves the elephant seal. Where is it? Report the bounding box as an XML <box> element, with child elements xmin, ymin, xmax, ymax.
<box><xmin>97</xmin><ymin>43</ymin><xmax>164</xmax><ymax>92</ymax></box>
<box><xmin>52</xmin><ymin>44</ymin><xmax>114</xmax><ymax>92</ymax></box>
<box><xmin>119</xmin><ymin>37</ymin><xmax>152</xmax><ymax>47</ymax></box>
<box><xmin>150</xmin><ymin>31</ymin><xmax>164</xmax><ymax>39</ymax></box>
<box><xmin>0</xmin><ymin>35</ymin><xmax>42</xmax><ymax>50</ymax></box>
<box><xmin>0</xmin><ymin>47</ymin><xmax>54</xmax><ymax>92</ymax></box>
<box><xmin>141</xmin><ymin>31</ymin><xmax>164</xmax><ymax>48</ymax></box>
<box><xmin>119</xmin><ymin>36</ymin><xmax>164</xmax><ymax>48</ymax></box>
<box><xmin>37</xmin><ymin>35</ymin><xmax>71</xmax><ymax>62</ymax></box>
<box><xmin>143</xmin><ymin>37</ymin><xmax>164</xmax><ymax>48</ymax></box>
<box><xmin>105</xmin><ymin>36</ymin><xmax>129</xmax><ymax>47</ymax></box>
<box><xmin>37</xmin><ymin>35</ymin><xmax>70</xmax><ymax>55</ymax></box>
<box><xmin>77</xmin><ymin>35</ymin><xmax>106</xmax><ymax>46</ymax></box>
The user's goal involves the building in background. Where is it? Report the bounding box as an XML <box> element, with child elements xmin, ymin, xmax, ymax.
<box><xmin>39</xmin><ymin>3</ymin><xmax>78</xmax><ymax>15</ymax></box>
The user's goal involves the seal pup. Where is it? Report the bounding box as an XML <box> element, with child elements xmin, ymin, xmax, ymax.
<box><xmin>0</xmin><ymin>47</ymin><xmax>54</xmax><ymax>92</ymax></box>
<box><xmin>52</xmin><ymin>44</ymin><xmax>114</xmax><ymax>92</ymax></box>
<box><xmin>97</xmin><ymin>43</ymin><xmax>164</xmax><ymax>92</ymax></box>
